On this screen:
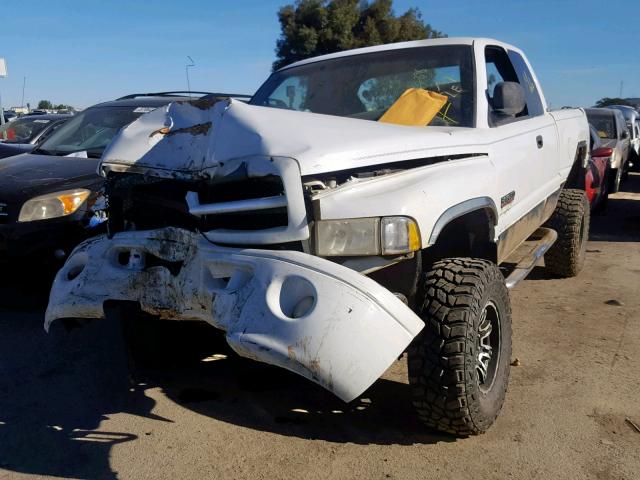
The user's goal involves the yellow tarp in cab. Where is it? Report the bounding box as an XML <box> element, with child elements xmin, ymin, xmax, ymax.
<box><xmin>378</xmin><ymin>88</ymin><xmax>447</xmax><ymax>127</ymax></box>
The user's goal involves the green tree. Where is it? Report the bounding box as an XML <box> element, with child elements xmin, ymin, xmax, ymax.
<box><xmin>273</xmin><ymin>0</ymin><xmax>445</xmax><ymax>70</ymax></box>
<box><xmin>37</xmin><ymin>100</ymin><xmax>53</xmax><ymax>110</ymax></box>
<box><xmin>594</xmin><ymin>97</ymin><xmax>634</xmax><ymax>108</ymax></box>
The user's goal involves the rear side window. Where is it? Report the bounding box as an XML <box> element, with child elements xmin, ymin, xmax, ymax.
<box><xmin>485</xmin><ymin>47</ymin><xmax>524</xmax><ymax>126</ymax></box>
<box><xmin>615</xmin><ymin>113</ymin><xmax>627</xmax><ymax>139</ymax></box>
<box><xmin>507</xmin><ymin>51</ymin><xmax>545</xmax><ymax>117</ymax></box>
<box><xmin>485</xmin><ymin>47</ymin><xmax>518</xmax><ymax>97</ymax></box>
<box><xmin>587</xmin><ymin>112</ymin><xmax>617</xmax><ymax>140</ymax></box>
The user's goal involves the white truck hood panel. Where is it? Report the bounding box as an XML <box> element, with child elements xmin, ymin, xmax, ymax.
<box><xmin>101</xmin><ymin>99</ymin><xmax>485</xmax><ymax>177</ymax></box>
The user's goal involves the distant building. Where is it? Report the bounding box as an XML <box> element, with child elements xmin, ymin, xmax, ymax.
<box><xmin>11</xmin><ymin>107</ymin><xmax>29</xmax><ymax>114</ymax></box>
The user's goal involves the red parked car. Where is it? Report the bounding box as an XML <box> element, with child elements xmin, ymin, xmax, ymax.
<box><xmin>586</xmin><ymin>124</ymin><xmax>613</xmax><ymax>210</ymax></box>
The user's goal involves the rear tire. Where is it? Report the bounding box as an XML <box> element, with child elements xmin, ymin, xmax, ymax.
<box><xmin>544</xmin><ymin>189</ymin><xmax>589</xmax><ymax>277</ymax></box>
<box><xmin>408</xmin><ymin>258</ymin><xmax>512</xmax><ymax>436</ymax></box>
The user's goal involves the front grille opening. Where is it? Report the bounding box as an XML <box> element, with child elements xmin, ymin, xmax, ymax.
<box><xmin>202</xmin><ymin>207</ymin><xmax>288</xmax><ymax>231</ymax></box>
<box><xmin>107</xmin><ymin>173</ymin><xmax>289</xmax><ymax>236</ymax></box>
<box><xmin>201</xmin><ymin>175</ymin><xmax>284</xmax><ymax>202</ymax></box>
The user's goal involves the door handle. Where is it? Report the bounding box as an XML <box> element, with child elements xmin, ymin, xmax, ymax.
<box><xmin>536</xmin><ymin>135</ymin><xmax>543</xmax><ymax>149</ymax></box>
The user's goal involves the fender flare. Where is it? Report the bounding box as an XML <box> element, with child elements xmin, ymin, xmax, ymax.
<box><xmin>428</xmin><ymin>197</ymin><xmax>498</xmax><ymax>245</ymax></box>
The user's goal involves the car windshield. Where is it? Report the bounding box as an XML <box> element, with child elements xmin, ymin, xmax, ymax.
<box><xmin>587</xmin><ymin>112</ymin><xmax>617</xmax><ymax>140</ymax></box>
<box><xmin>250</xmin><ymin>45</ymin><xmax>475</xmax><ymax>127</ymax></box>
<box><xmin>35</xmin><ymin>105</ymin><xmax>153</xmax><ymax>158</ymax></box>
<box><xmin>0</xmin><ymin>117</ymin><xmax>54</xmax><ymax>143</ymax></box>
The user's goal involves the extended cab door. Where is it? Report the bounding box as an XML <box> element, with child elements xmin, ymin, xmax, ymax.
<box><xmin>483</xmin><ymin>46</ymin><xmax>560</xmax><ymax>260</ymax></box>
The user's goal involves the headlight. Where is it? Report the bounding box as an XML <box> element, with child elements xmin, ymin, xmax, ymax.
<box><xmin>315</xmin><ymin>216</ymin><xmax>421</xmax><ymax>256</ymax></box>
<box><xmin>18</xmin><ymin>189</ymin><xmax>90</xmax><ymax>222</ymax></box>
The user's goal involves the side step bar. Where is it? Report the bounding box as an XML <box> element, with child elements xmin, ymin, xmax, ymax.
<box><xmin>504</xmin><ymin>227</ymin><xmax>558</xmax><ymax>289</ymax></box>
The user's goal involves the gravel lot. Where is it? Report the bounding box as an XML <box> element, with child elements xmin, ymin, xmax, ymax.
<box><xmin>1</xmin><ymin>175</ymin><xmax>639</xmax><ymax>480</ymax></box>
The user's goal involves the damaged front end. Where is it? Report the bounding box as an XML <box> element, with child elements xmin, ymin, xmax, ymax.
<box><xmin>46</xmin><ymin>227</ymin><xmax>423</xmax><ymax>402</ymax></box>
<box><xmin>45</xmin><ymin>98</ymin><xmax>431</xmax><ymax>402</ymax></box>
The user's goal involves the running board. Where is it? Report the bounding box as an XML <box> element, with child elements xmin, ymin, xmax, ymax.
<box><xmin>504</xmin><ymin>227</ymin><xmax>558</xmax><ymax>289</ymax></box>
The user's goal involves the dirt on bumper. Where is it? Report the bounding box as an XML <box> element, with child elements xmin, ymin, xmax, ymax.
<box><xmin>46</xmin><ymin>227</ymin><xmax>424</xmax><ymax>402</ymax></box>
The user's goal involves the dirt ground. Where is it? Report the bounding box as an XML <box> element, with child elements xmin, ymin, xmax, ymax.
<box><xmin>1</xmin><ymin>175</ymin><xmax>639</xmax><ymax>480</ymax></box>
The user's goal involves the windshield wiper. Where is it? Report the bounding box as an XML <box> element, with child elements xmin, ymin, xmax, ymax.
<box><xmin>34</xmin><ymin>147</ymin><xmax>102</xmax><ymax>158</ymax></box>
<box><xmin>32</xmin><ymin>148</ymin><xmax>54</xmax><ymax>156</ymax></box>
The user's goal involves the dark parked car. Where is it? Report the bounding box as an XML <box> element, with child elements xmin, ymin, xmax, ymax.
<box><xmin>0</xmin><ymin>114</ymin><xmax>71</xmax><ymax>159</ymax></box>
<box><xmin>0</xmin><ymin>91</ymin><xmax>247</xmax><ymax>263</ymax></box>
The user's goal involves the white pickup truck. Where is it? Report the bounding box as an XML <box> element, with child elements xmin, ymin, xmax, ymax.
<box><xmin>46</xmin><ymin>38</ymin><xmax>590</xmax><ymax>436</ymax></box>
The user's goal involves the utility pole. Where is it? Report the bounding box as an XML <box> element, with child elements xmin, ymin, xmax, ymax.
<box><xmin>619</xmin><ymin>81</ymin><xmax>624</xmax><ymax>98</ymax></box>
<box><xmin>0</xmin><ymin>58</ymin><xmax>6</xmax><ymax>127</ymax></box>
<box><xmin>185</xmin><ymin>56</ymin><xmax>194</xmax><ymax>99</ymax></box>
<box><xmin>21</xmin><ymin>76</ymin><xmax>26</xmax><ymax>109</ymax></box>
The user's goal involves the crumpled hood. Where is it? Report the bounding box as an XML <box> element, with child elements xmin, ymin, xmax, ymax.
<box><xmin>101</xmin><ymin>98</ymin><xmax>484</xmax><ymax>178</ymax></box>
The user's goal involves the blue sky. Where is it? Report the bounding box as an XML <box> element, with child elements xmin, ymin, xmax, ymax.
<box><xmin>0</xmin><ymin>0</ymin><xmax>638</xmax><ymax>109</ymax></box>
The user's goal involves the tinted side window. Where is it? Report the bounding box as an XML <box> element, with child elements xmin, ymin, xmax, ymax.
<box><xmin>485</xmin><ymin>46</ymin><xmax>524</xmax><ymax>126</ymax></box>
<box><xmin>507</xmin><ymin>51</ymin><xmax>544</xmax><ymax>117</ymax></box>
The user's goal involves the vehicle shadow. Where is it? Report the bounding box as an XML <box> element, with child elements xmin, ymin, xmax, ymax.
<box><xmin>139</xmin><ymin>346</ymin><xmax>454</xmax><ymax>446</ymax></box>
<box><xmin>589</xmin><ymin>172</ymin><xmax>640</xmax><ymax>242</ymax></box>
<box><xmin>0</xmin><ymin>265</ymin><xmax>52</xmax><ymax>310</ymax></box>
<box><xmin>0</xmin><ymin>302</ymin><xmax>453</xmax><ymax>480</ymax></box>
<box><xmin>0</xmin><ymin>314</ymin><xmax>167</xmax><ymax>479</ymax></box>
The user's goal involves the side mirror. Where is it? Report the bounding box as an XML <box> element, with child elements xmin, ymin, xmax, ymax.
<box><xmin>621</xmin><ymin>130</ymin><xmax>629</xmax><ymax>139</ymax></box>
<box><xmin>492</xmin><ymin>82</ymin><xmax>526</xmax><ymax>116</ymax></box>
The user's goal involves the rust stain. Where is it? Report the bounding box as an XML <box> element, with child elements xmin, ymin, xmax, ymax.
<box><xmin>308</xmin><ymin>359</ymin><xmax>321</xmax><ymax>375</ymax></box>
<box><xmin>287</xmin><ymin>345</ymin><xmax>296</xmax><ymax>361</ymax></box>
<box><xmin>149</xmin><ymin>122</ymin><xmax>212</xmax><ymax>138</ymax></box>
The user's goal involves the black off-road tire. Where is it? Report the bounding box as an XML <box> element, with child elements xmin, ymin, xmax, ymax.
<box><xmin>544</xmin><ymin>189</ymin><xmax>589</xmax><ymax>277</ymax></box>
<box><xmin>407</xmin><ymin>258</ymin><xmax>512</xmax><ymax>436</ymax></box>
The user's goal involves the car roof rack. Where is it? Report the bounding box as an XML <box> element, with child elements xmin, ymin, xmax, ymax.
<box><xmin>116</xmin><ymin>91</ymin><xmax>251</xmax><ymax>100</ymax></box>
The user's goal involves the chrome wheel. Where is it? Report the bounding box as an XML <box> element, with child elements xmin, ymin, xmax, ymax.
<box><xmin>477</xmin><ymin>300</ymin><xmax>501</xmax><ymax>393</ymax></box>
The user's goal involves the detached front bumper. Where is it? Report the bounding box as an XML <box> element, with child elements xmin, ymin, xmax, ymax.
<box><xmin>46</xmin><ymin>227</ymin><xmax>424</xmax><ymax>402</ymax></box>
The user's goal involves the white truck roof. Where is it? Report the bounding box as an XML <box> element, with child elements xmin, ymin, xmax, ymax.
<box><xmin>279</xmin><ymin>37</ymin><xmax>521</xmax><ymax>71</ymax></box>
